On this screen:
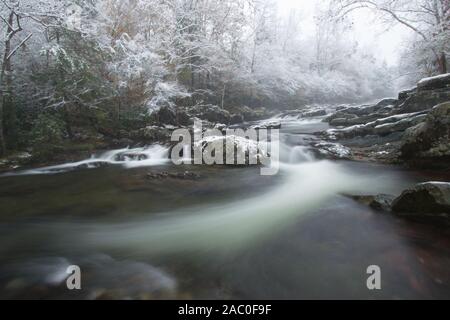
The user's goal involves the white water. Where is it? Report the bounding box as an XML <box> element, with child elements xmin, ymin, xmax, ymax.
<box><xmin>64</xmin><ymin>160</ymin><xmax>371</xmax><ymax>255</ymax></box>
<box><xmin>1</xmin><ymin>145</ymin><xmax>170</xmax><ymax>176</ymax></box>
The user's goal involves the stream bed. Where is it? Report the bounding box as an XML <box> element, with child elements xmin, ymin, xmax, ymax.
<box><xmin>0</xmin><ymin>116</ymin><xmax>449</xmax><ymax>300</ymax></box>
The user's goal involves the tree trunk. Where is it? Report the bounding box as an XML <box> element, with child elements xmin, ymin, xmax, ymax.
<box><xmin>439</xmin><ymin>52</ymin><xmax>447</xmax><ymax>74</ymax></box>
<box><xmin>0</xmin><ymin>100</ymin><xmax>5</xmax><ymax>156</ymax></box>
<box><xmin>0</xmin><ymin>12</ymin><xmax>15</xmax><ymax>155</ymax></box>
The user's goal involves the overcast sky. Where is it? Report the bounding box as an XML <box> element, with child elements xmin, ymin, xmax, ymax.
<box><xmin>277</xmin><ymin>0</ymin><xmax>412</xmax><ymax>66</ymax></box>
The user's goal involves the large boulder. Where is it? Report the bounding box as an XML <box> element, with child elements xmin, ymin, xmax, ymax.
<box><xmin>397</xmin><ymin>88</ymin><xmax>450</xmax><ymax>113</ymax></box>
<box><xmin>417</xmin><ymin>73</ymin><xmax>450</xmax><ymax>91</ymax></box>
<box><xmin>392</xmin><ymin>182</ymin><xmax>450</xmax><ymax>217</ymax></box>
<box><xmin>194</xmin><ymin>135</ymin><xmax>268</xmax><ymax>165</ymax></box>
<box><xmin>401</xmin><ymin>102</ymin><xmax>450</xmax><ymax>167</ymax></box>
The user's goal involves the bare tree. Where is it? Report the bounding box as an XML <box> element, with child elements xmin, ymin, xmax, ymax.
<box><xmin>330</xmin><ymin>0</ymin><xmax>450</xmax><ymax>74</ymax></box>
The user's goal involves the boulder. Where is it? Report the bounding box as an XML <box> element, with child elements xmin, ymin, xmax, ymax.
<box><xmin>313</xmin><ymin>142</ymin><xmax>352</xmax><ymax>159</ymax></box>
<box><xmin>417</xmin><ymin>73</ymin><xmax>450</xmax><ymax>91</ymax></box>
<box><xmin>401</xmin><ymin>102</ymin><xmax>450</xmax><ymax>167</ymax></box>
<box><xmin>195</xmin><ymin>135</ymin><xmax>268</xmax><ymax>165</ymax></box>
<box><xmin>397</xmin><ymin>88</ymin><xmax>450</xmax><ymax>113</ymax></box>
<box><xmin>392</xmin><ymin>182</ymin><xmax>450</xmax><ymax>216</ymax></box>
<box><xmin>348</xmin><ymin>194</ymin><xmax>396</xmax><ymax>212</ymax></box>
<box><xmin>370</xmin><ymin>194</ymin><xmax>396</xmax><ymax>211</ymax></box>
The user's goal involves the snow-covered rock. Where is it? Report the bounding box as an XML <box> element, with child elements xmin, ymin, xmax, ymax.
<box><xmin>417</xmin><ymin>73</ymin><xmax>450</xmax><ymax>91</ymax></box>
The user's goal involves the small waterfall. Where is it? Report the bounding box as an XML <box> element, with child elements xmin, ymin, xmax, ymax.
<box><xmin>289</xmin><ymin>146</ymin><xmax>315</xmax><ymax>163</ymax></box>
<box><xmin>1</xmin><ymin>145</ymin><xmax>170</xmax><ymax>176</ymax></box>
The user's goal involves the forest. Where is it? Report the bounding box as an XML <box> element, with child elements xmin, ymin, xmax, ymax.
<box><xmin>0</xmin><ymin>0</ymin><xmax>446</xmax><ymax>162</ymax></box>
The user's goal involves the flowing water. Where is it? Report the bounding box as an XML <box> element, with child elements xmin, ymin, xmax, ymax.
<box><xmin>0</xmin><ymin>116</ymin><xmax>449</xmax><ymax>299</ymax></box>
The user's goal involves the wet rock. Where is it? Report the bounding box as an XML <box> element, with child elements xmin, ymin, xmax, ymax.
<box><xmin>370</xmin><ymin>194</ymin><xmax>396</xmax><ymax>211</ymax></box>
<box><xmin>146</xmin><ymin>171</ymin><xmax>201</xmax><ymax>180</ymax></box>
<box><xmin>347</xmin><ymin>194</ymin><xmax>396</xmax><ymax>212</ymax></box>
<box><xmin>313</xmin><ymin>142</ymin><xmax>352</xmax><ymax>159</ymax></box>
<box><xmin>214</xmin><ymin>123</ymin><xmax>228</xmax><ymax>132</ymax></box>
<box><xmin>301</xmin><ymin>109</ymin><xmax>327</xmax><ymax>118</ymax></box>
<box><xmin>114</xmin><ymin>152</ymin><xmax>149</xmax><ymax>162</ymax></box>
<box><xmin>75</xmin><ymin>161</ymin><xmax>111</xmax><ymax>169</ymax></box>
<box><xmin>392</xmin><ymin>182</ymin><xmax>450</xmax><ymax>217</ymax></box>
<box><xmin>252</xmin><ymin>121</ymin><xmax>282</xmax><ymax>130</ymax></box>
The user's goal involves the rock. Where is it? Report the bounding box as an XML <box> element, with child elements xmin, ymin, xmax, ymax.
<box><xmin>195</xmin><ymin>135</ymin><xmax>268</xmax><ymax>165</ymax></box>
<box><xmin>146</xmin><ymin>171</ymin><xmax>201</xmax><ymax>180</ymax></box>
<box><xmin>373</xmin><ymin>114</ymin><xmax>427</xmax><ymax>136</ymax></box>
<box><xmin>401</xmin><ymin>102</ymin><xmax>450</xmax><ymax>168</ymax></box>
<box><xmin>75</xmin><ymin>161</ymin><xmax>111</xmax><ymax>169</ymax></box>
<box><xmin>329</xmin><ymin>117</ymin><xmax>352</xmax><ymax>127</ymax></box>
<box><xmin>230</xmin><ymin>114</ymin><xmax>244</xmax><ymax>125</ymax></box>
<box><xmin>328</xmin><ymin>112</ymin><xmax>428</xmax><ymax>139</ymax></box>
<box><xmin>301</xmin><ymin>109</ymin><xmax>327</xmax><ymax>118</ymax></box>
<box><xmin>392</xmin><ymin>182</ymin><xmax>450</xmax><ymax>216</ymax></box>
<box><xmin>313</xmin><ymin>142</ymin><xmax>352</xmax><ymax>159</ymax></box>
<box><xmin>417</xmin><ymin>73</ymin><xmax>450</xmax><ymax>91</ymax></box>
<box><xmin>214</xmin><ymin>123</ymin><xmax>228</xmax><ymax>132</ymax></box>
<box><xmin>398</xmin><ymin>87</ymin><xmax>416</xmax><ymax>101</ymax></box>
<box><xmin>347</xmin><ymin>194</ymin><xmax>396</xmax><ymax>212</ymax></box>
<box><xmin>176</xmin><ymin>109</ymin><xmax>192</xmax><ymax>126</ymax></box>
<box><xmin>114</xmin><ymin>152</ymin><xmax>149</xmax><ymax>162</ymax></box>
<box><xmin>397</xmin><ymin>88</ymin><xmax>450</xmax><ymax>113</ymax></box>
<box><xmin>156</xmin><ymin>106</ymin><xmax>177</xmax><ymax>125</ymax></box>
<box><xmin>252</xmin><ymin>121</ymin><xmax>281</xmax><ymax>130</ymax></box>
<box><xmin>192</xmin><ymin>105</ymin><xmax>231</xmax><ymax>124</ymax></box>
<box><xmin>370</xmin><ymin>194</ymin><xmax>396</xmax><ymax>211</ymax></box>
<box><xmin>375</xmin><ymin>98</ymin><xmax>398</xmax><ymax>108</ymax></box>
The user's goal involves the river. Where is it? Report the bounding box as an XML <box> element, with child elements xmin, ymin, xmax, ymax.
<box><xmin>0</xmin><ymin>115</ymin><xmax>449</xmax><ymax>299</ymax></box>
